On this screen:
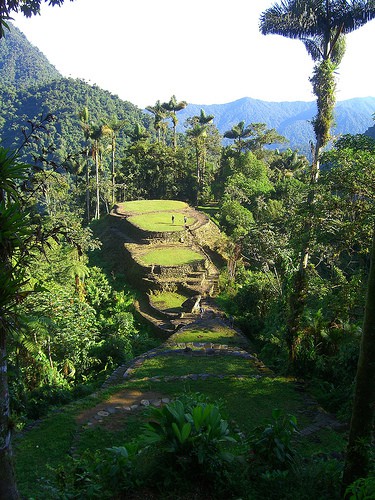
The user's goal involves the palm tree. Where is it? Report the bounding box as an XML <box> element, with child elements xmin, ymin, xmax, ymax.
<box><xmin>162</xmin><ymin>95</ymin><xmax>187</xmax><ymax>150</ymax></box>
<box><xmin>260</xmin><ymin>0</ymin><xmax>375</xmax><ymax>364</ymax></box>
<box><xmin>224</xmin><ymin>121</ymin><xmax>254</xmax><ymax>152</ymax></box>
<box><xmin>90</xmin><ymin>123</ymin><xmax>111</xmax><ymax>220</ymax></box>
<box><xmin>260</xmin><ymin>0</ymin><xmax>374</xmax><ymax>178</ymax></box>
<box><xmin>107</xmin><ymin>118</ymin><xmax>126</xmax><ymax>207</ymax></box>
<box><xmin>127</xmin><ymin>122</ymin><xmax>149</xmax><ymax>143</ymax></box>
<box><xmin>145</xmin><ymin>100</ymin><xmax>168</xmax><ymax>143</ymax></box>
<box><xmin>186</xmin><ymin>109</ymin><xmax>215</xmax><ymax>204</ymax></box>
<box><xmin>78</xmin><ymin>107</ymin><xmax>91</xmax><ymax>222</ymax></box>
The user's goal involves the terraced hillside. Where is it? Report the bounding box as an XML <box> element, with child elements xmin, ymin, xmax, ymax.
<box><xmin>110</xmin><ymin>200</ymin><xmax>229</xmax><ymax>333</ymax></box>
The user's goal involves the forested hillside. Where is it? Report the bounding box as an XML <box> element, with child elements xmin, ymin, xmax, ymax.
<box><xmin>0</xmin><ymin>24</ymin><xmax>152</xmax><ymax>163</ymax></box>
<box><xmin>0</xmin><ymin>77</ymin><xmax>152</xmax><ymax>160</ymax></box>
<box><xmin>0</xmin><ymin>23</ymin><xmax>60</xmax><ymax>86</ymax></box>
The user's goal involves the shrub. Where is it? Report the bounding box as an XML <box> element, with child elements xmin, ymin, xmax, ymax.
<box><xmin>249</xmin><ymin>408</ymin><xmax>299</xmax><ymax>471</ymax></box>
<box><xmin>345</xmin><ymin>476</ymin><xmax>375</xmax><ymax>500</ymax></box>
<box><xmin>140</xmin><ymin>395</ymin><xmax>238</xmax><ymax>491</ymax></box>
<box><xmin>48</xmin><ymin>445</ymin><xmax>139</xmax><ymax>499</ymax></box>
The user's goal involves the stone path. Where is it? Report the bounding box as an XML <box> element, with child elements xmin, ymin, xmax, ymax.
<box><xmin>90</xmin><ymin>312</ymin><xmax>344</xmax><ymax>439</ymax></box>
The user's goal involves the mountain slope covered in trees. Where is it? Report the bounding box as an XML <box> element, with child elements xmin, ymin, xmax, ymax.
<box><xmin>0</xmin><ymin>24</ymin><xmax>151</xmax><ymax>160</ymax></box>
<box><xmin>0</xmin><ymin>77</ymin><xmax>151</xmax><ymax>160</ymax></box>
<box><xmin>0</xmin><ymin>23</ymin><xmax>60</xmax><ymax>86</ymax></box>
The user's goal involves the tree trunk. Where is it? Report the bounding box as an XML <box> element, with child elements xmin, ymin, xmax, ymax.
<box><xmin>195</xmin><ymin>147</ymin><xmax>200</xmax><ymax>206</ymax></box>
<box><xmin>285</xmin><ymin>155</ymin><xmax>319</xmax><ymax>366</ymax></box>
<box><xmin>95</xmin><ymin>141</ymin><xmax>100</xmax><ymax>220</ymax></box>
<box><xmin>85</xmin><ymin>148</ymin><xmax>90</xmax><ymax>222</ymax></box>
<box><xmin>285</xmin><ymin>58</ymin><xmax>335</xmax><ymax>368</ymax></box>
<box><xmin>0</xmin><ymin>328</ymin><xmax>20</xmax><ymax>499</ymax></box>
<box><xmin>111</xmin><ymin>134</ymin><xmax>116</xmax><ymax>207</ymax></box>
<box><xmin>342</xmin><ymin>227</ymin><xmax>375</xmax><ymax>492</ymax></box>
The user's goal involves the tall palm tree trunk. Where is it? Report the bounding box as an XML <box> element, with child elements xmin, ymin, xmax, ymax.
<box><xmin>111</xmin><ymin>134</ymin><xmax>116</xmax><ymax>207</ymax></box>
<box><xmin>94</xmin><ymin>141</ymin><xmax>100</xmax><ymax>220</ymax></box>
<box><xmin>285</xmin><ymin>60</ymin><xmax>335</xmax><ymax>365</ymax></box>
<box><xmin>85</xmin><ymin>149</ymin><xmax>90</xmax><ymax>222</ymax></box>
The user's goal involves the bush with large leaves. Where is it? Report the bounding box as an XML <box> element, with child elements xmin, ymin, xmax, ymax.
<box><xmin>140</xmin><ymin>396</ymin><xmax>238</xmax><ymax>489</ymax></box>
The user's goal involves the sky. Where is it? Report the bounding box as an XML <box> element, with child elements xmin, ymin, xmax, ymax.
<box><xmin>12</xmin><ymin>0</ymin><xmax>375</xmax><ymax>108</ymax></box>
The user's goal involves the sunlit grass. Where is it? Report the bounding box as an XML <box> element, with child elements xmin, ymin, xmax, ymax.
<box><xmin>138</xmin><ymin>246</ymin><xmax>204</xmax><ymax>266</ymax></box>
<box><xmin>128</xmin><ymin>212</ymin><xmax>194</xmax><ymax>232</ymax></box>
<box><xmin>150</xmin><ymin>291</ymin><xmax>188</xmax><ymax>311</ymax></box>
<box><xmin>119</xmin><ymin>199</ymin><xmax>188</xmax><ymax>214</ymax></box>
<box><xmin>129</xmin><ymin>355</ymin><xmax>260</xmax><ymax>379</ymax></box>
<box><xmin>172</xmin><ymin>321</ymin><xmax>247</xmax><ymax>346</ymax></box>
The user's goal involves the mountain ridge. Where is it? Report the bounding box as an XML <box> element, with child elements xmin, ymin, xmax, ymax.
<box><xmin>176</xmin><ymin>96</ymin><xmax>375</xmax><ymax>152</ymax></box>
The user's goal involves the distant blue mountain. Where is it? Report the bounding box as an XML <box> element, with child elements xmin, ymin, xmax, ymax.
<box><xmin>177</xmin><ymin>96</ymin><xmax>375</xmax><ymax>153</ymax></box>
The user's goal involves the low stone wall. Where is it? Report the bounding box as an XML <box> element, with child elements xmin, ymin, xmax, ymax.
<box><xmin>157</xmin><ymin>261</ymin><xmax>206</xmax><ymax>278</ymax></box>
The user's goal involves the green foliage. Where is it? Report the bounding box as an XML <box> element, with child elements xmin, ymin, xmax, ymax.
<box><xmin>47</xmin><ymin>445</ymin><xmax>139</xmax><ymax>499</ymax></box>
<box><xmin>220</xmin><ymin>199</ymin><xmax>254</xmax><ymax>237</ymax></box>
<box><xmin>345</xmin><ymin>476</ymin><xmax>375</xmax><ymax>500</ymax></box>
<box><xmin>250</xmin><ymin>408</ymin><xmax>299</xmax><ymax>470</ymax></box>
<box><xmin>310</xmin><ymin>59</ymin><xmax>337</xmax><ymax>145</ymax></box>
<box><xmin>0</xmin><ymin>23</ymin><xmax>60</xmax><ymax>84</ymax></box>
<box><xmin>120</xmin><ymin>140</ymin><xmax>193</xmax><ymax>201</ymax></box>
<box><xmin>140</xmin><ymin>395</ymin><xmax>238</xmax><ymax>489</ymax></box>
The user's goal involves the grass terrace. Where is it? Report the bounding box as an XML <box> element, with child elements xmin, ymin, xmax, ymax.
<box><xmin>137</xmin><ymin>246</ymin><xmax>204</xmax><ymax>266</ymax></box>
<box><xmin>128</xmin><ymin>212</ymin><xmax>195</xmax><ymax>232</ymax></box>
<box><xmin>149</xmin><ymin>291</ymin><xmax>189</xmax><ymax>312</ymax></box>
<box><xmin>118</xmin><ymin>199</ymin><xmax>188</xmax><ymax>214</ymax></box>
<box><xmin>171</xmin><ymin>321</ymin><xmax>248</xmax><ymax>346</ymax></box>
<box><xmin>127</xmin><ymin>355</ymin><xmax>261</xmax><ymax>379</ymax></box>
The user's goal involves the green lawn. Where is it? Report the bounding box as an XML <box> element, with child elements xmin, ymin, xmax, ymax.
<box><xmin>138</xmin><ymin>246</ymin><xmax>204</xmax><ymax>266</ymax></box>
<box><xmin>172</xmin><ymin>321</ymin><xmax>248</xmax><ymax>346</ymax></box>
<box><xmin>14</xmin><ymin>410</ymin><xmax>78</xmax><ymax>498</ymax></box>
<box><xmin>150</xmin><ymin>291</ymin><xmax>188</xmax><ymax>311</ymax></box>
<box><xmin>128</xmin><ymin>212</ymin><xmax>195</xmax><ymax>232</ymax></box>
<box><xmin>119</xmin><ymin>199</ymin><xmax>188</xmax><ymax>214</ymax></box>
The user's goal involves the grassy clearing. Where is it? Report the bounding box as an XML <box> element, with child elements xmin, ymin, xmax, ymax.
<box><xmin>15</xmin><ymin>374</ymin><xmax>346</xmax><ymax>499</ymax></box>
<box><xmin>150</xmin><ymin>291</ymin><xmax>188</xmax><ymax>311</ymax></box>
<box><xmin>128</xmin><ymin>212</ymin><xmax>195</xmax><ymax>232</ymax></box>
<box><xmin>124</xmin><ymin>377</ymin><xmax>311</xmax><ymax>434</ymax></box>
<box><xmin>76</xmin><ymin>413</ymin><xmax>143</xmax><ymax>454</ymax></box>
<box><xmin>119</xmin><ymin>199</ymin><xmax>188</xmax><ymax>214</ymax></box>
<box><xmin>138</xmin><ymin>246</ymin><xmax>204</xmax><ymax>266</ymax></box>
<box><xmin>14</xmin><ymin>411</ymin><xmax>77</xmax><ymax>498</ymax></box>
<box><xmin>171</xmin><ymin>321</ymin><xmax>248</xmax><ymax>346</ymax></box>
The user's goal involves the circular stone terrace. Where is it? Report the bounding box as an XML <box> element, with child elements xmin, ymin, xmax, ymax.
<box><xmin>134</xmin><ymin>245</ymin><xmax>204</xmax><ymax>267</ymax></box>
<box><xmin>116</xmin><ymin>200</ymin><xmax>195</xmax><ymax>233</ymax></box>
<box><xmin>114</xmin><ymin>200</ymin><xmax>209</xmax><ymax>268</ymax></box>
